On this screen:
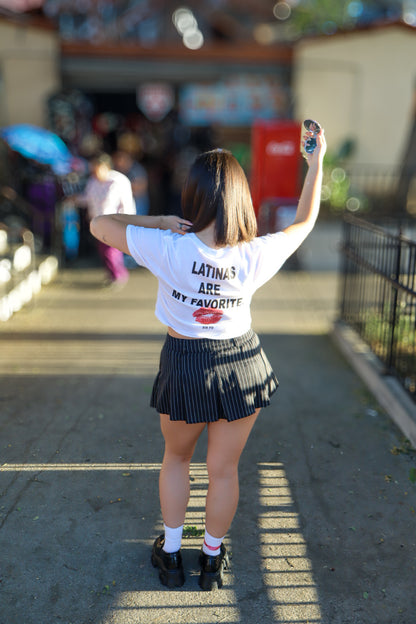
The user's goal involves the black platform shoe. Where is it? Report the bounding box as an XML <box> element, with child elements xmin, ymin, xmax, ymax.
<box><xmin>198</xmin><ymin>543</ymin><xmax>229</xmax><ymax>591</ymax></box>
<box><xmin>151</xmin><ymin>534</ymin><xmax>185</xmax><ymax>588</ymax></box>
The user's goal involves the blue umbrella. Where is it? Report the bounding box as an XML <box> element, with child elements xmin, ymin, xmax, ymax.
<box><xmin>0</xmin><ymin>123</ymin><xmax>74</xmax><ymax>175</ymax></box>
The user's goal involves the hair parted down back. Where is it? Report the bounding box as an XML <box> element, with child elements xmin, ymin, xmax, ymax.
<box><xmin>181</xmin><ymin>149</ymin><xmax>258</xmax><ymax>246</ymax></box>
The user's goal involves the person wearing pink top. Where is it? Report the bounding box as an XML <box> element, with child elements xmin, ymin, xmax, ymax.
<box><xmin>80</xmin><ymin>152</ymin><xmax>136</xmax><ymax>286</ymax></box>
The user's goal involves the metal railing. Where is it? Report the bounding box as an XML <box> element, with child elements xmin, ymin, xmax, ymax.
<box><xmin>339</xmin><ymin>214</ymin><xmax>416</xmax><ymax>401</ymax></box>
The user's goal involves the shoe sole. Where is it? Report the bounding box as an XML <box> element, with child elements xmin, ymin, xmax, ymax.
<box><xmin>151</xmin><ymin>553</ymin><xmax>185</xmax><ymax>588</ymax></box>
<box><xmin>198</xmin><ymin>569</ymin><xmax>224</xmax><ymax>591</ymax></box>
<box><xmin>198</xmin><ymin>553</ymin><xmax>229</xmax><ymax>591</ymax></box>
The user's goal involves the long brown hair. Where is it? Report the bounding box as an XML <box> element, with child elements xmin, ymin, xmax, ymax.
<box><xmin>181</xmin><ymin>149</ymin><xmax>257</xmax><ymax>246</ymax></box>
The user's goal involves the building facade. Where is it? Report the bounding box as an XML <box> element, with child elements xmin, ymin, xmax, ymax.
<box><xmin>293</xmin><ymin>22</ymin><xmax>416</xmax><ymax>169</ymax></box>
<box><xmin>0</xmin><ymin>15</ymin><xmax>61</xmax><ymax>127</ymax></box>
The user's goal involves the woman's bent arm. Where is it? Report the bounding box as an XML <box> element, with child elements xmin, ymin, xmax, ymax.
<box><xmin>90</xmin><ymin>214</ymin><xmax>192</xmax><ymax>254</ymax></box>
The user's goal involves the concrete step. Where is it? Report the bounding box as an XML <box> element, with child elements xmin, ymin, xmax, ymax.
<box><xmin>0</xmin><ymin>255</ymin><xmax>58</xmax><ymax>322</ymax></box>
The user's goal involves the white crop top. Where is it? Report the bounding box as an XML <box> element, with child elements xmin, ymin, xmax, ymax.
<box><xmin>126</xmin><ymin>225</ymin><xmax>293</xmax><ymax>339</ymax></box>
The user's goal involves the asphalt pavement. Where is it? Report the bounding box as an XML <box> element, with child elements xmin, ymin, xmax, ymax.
<box><xmin>0</xmin><ymin>263</ymin><xmax>415</xmax><ymax>624</ymax></box>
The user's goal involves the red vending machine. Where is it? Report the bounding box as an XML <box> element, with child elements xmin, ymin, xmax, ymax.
<box><xmin>250</xmin><ymin>120</ymin><xmax>302</xmax><ymax>228</ymax></box>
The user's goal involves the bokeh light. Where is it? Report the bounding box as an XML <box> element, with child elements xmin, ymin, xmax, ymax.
<box><xmin>253</xmin><ymin>23</ymin><xmax>276</xmax><ymax>45</ymax></box>
<box><xmin>331</xmin><ymin>167</ymin><xmax>347</xmax><ymax>183</ymax></box>
<box><xmin>273</xmin><ymin>2</ymin><xmax>291</xmax><ymax>20</ymax></box>
<box><xmin>172</xmin><ymin>7</ymin><xmax>197</xmax><ymax>34</ymax></box>
<box><xmin>347</xmin><ymin>1</ymin><xmax>364</xmax><ymax>18</ymax></box>
<box><xmin>403</xmin><ymin>10</ymin><xmax>416</xmax><ymax>25</ymax></box>
<box><xmin>172</xmin><ymin>6</ymin><xmax>204</xmax><ymax>49</ymax></box>
<box><xmin>322</xmin><ymin>20</ymin><xmax>338</xmax><ymax>35</ymax></box>
<box><xmin>346</xmin><ymin>197</ymin><xmax>361</xmax><ymax>212</ymax></box>
<box><xmin>321</xmin><ymin>185</ymin><xmax>332</xmax><ymax>202</ymax></box>
<box><xmin>183</xmin><ymin>27</ymin><xmax>204</xmax><ymax>49</ymax></box>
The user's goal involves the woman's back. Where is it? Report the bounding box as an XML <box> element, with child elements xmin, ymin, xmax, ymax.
<box><xmin>126</xmin><ymin>226</ymin><xmax>292</xmax><ymax>339</ymax></box>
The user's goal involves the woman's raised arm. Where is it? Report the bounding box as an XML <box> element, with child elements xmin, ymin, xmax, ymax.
<box><xmin>281</xmin><ymin>128</ymin><xmax>327</xmax><ymax>254</ymax></box>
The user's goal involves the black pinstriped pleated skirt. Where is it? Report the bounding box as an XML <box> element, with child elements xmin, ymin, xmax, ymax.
<box><xmin>150</xmin><ymin>329</ymin><xmax>279</xmax><ymax>423</ymax></box>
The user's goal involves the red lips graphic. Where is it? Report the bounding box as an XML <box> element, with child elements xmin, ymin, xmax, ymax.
<box><xmin>193</xmin><ymin>307</ymin><xmax>223</xmax><ymax>325</ymax></box>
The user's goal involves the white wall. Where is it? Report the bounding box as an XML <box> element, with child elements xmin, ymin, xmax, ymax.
<box><xmin>0</xmin><ymin>19</ymin><xmax>61</xmax><ymax>127</ymax></box>
<box><xmin>293</xmin><ymin>25</ymin><xmax>416</xmax><ymax>168</ymax></box>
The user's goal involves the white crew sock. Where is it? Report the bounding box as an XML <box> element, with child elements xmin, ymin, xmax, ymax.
<box><xmin>163</xmin><ymin>524</ymin><xmax>184</xmax><ymax>553</ymax></box>
<box><xmin>202</xmin><ymin>529</ymin><xmax>224</xmax><ymax>556</ymax></box>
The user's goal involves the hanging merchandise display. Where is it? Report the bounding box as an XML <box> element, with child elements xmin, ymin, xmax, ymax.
<box><xmin>136</xmin><ymin>83</ymin><xmax>175</xmax><ymax>122</ymax></box>
<box><xmin>179</xmin><ymin>76</ymin><xmax>289</xmax><ymax>127</ymax></box>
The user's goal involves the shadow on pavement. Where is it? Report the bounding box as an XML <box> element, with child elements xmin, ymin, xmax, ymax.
<box><xmin>1</xmin><ymin>332</ymin><xmax>415</xmax><ymax>623</ymax></box>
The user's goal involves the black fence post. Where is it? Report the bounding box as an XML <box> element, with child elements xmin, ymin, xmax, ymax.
<box><xmin>387</xmin><ymin>231</ymin><xmax>402</xmax><ymax>372</ymax></box>
<box><xmin>339</xmin><ymin>216</ymin><xmax>350</xmax><ymax>321</ymax></box>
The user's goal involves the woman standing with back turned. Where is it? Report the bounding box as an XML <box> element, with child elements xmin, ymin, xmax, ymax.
<box><xmin>90</xmin><ymin>126</ymin><xmax>326</xmax><ymax>591</ymax></box>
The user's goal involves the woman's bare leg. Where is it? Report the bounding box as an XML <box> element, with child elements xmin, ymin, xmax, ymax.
<box><xmin>205</xmin><ymin>409</ymin><xmax>260</xmax><ymax>537</ymax></box>
<box><xmin>159</xmin><ymin>414</ymin><xmax>206</xmax><ymax>528</ymax></box>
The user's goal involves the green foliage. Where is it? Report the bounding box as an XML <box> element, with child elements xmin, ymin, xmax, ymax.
<box><xmin>285</xmin><ymin>0</ymin><xmax>404</xmax><ymax>38</ymax></box>
<box><xmin>183</xmin><ymin>525</ymin><xmax>204</xmax><ymax>537</ymax></box>
<box><xmin>291</xmin><ymin>0</ymin><xmax>349</xmax><ymax>33</ymax></box>
<box><xmin>353</xmin><ymin>303</ymin><xmax>416</xmax><ymax>394</ymax></box>
<box><xmin>321</xmin><ymin>145</ymin><xmax>368</xmax><ymax>216</ymax></box>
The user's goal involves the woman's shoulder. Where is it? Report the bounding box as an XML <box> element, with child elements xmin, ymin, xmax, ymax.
<box><xmin>133</xmin><ymin>227</ymin><xmax>188</xmax><ymax>253</ymax></box>
<box><xmin>253</xmin><ymin>231</ymin><xmax>288</xmax><ymax>245</ymax></box>
<box><xmin>238</xmin><ymin>231</ymin><xmax>287</xmax><ymax>248</ymax></box>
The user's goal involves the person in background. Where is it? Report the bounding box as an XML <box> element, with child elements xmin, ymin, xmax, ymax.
<box><xmin>112</xmin><ymin>149</ymin><xmax>149</xmax><ymax>217</ymax></box>
<box><xmin>77</xmin><ymin>152</ymin><xmax>135</xmax><ymax>287</ymax></box>
<box><xmin>88</xmin><ymin>127</ymin><xmax>326</xmax><ymax>590</ymax></box>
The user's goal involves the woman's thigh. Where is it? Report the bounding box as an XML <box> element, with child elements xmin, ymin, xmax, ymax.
<box><xmin>160</xmin><ymin>413</ymin><xmax>206</xmax><ymax>458</ymax></box>
<box><xmin>206</xmin><ymin>409</ymin><xmax>260</xmax><ymax>474</ymax></box>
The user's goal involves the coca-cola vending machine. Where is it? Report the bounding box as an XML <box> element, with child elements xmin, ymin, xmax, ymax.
<box><xmin>251</xmin><ymin>120</ymin><xmax>302</xmax><ymax>234</ymax></box>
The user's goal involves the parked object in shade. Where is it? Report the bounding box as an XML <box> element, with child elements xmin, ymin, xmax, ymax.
<box><xmin>0</xmin><ymin>124</ymin><xmax>78</xmax><ymax>175</ymax></box>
